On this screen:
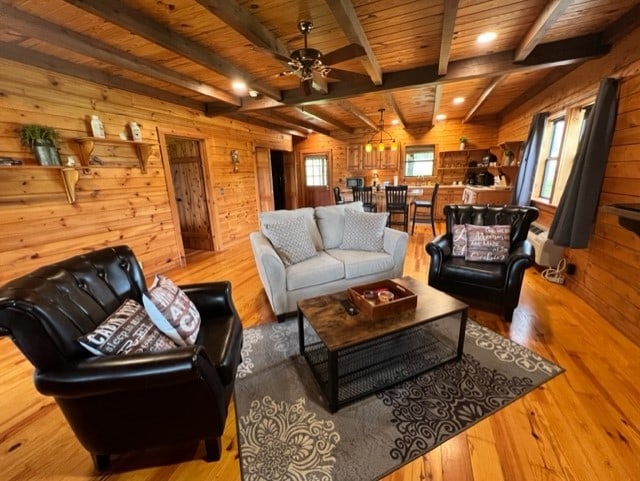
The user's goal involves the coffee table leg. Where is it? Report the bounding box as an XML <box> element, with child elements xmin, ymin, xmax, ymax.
<box><xmin>297</xmin><ymin>308</ymin><xmax>305</xmax><ymax>355</ymax></box>
<box><xmin>456</xmin><ymin>308</ymin><xmax>468</xmax><ymax>360</ymax></box>
<box><xmin>327</xmin><ymin>350</ymin><xmax>338</xmax><ymax>412</ymax></box>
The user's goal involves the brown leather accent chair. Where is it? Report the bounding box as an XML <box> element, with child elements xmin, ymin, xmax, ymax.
<box><xmin>0</xmin><ymin>246</ymin><xmax>243</xmax><ymax>470</ymax></box>
<box><xmin>426</xmin><ymin>205</ymin><xmax>539</xmax><ymax>321</ymax></box>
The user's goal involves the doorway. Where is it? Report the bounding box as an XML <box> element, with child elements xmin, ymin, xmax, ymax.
<box><xmin>271</xmin><ymin>150</ymin><xmax>286</xmax><ymax>210</ymax></box>
<box><xmin>164</xmin><ymin>136</ymin><xmax>215</xmax><ymax>251</ymax></box>
<box><xmin>255</xmin><ymin>148</ymin><xmax>295</xmax><ymax>212</ymax></box>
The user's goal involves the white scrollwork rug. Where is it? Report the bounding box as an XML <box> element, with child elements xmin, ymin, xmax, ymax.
<box><xmin>234</xmin><ymin>319</ymin><xmax>563</xmax><ymax>481</ymax></box>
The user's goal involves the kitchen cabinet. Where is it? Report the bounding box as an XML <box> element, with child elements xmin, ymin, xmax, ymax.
<box><xmin>347</xmin><ymin>144</ymin><xmax>400</xmax><ymax>171</ymax></box>
<box><xmin>347</xmin><ymin>144</ymin><xmax>364</xmax><ymax>171</ymax></box>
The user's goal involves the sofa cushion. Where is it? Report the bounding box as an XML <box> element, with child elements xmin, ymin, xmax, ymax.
<box><xmin>260</xmin><ymin>207</ymin><xmax>323</xmax><ymax>251</ymax></box>
<box><xmin>465</xmin><ymin>224</ymin><xmax>511</xmax><ymax>263</ymax></box>
<box><xmin>315</xmin><ymin>202</ymin><xmax>364</xmax><ymax>249</ymax></box>
<box><xmin>327</xmin><ymin>249</ymin><xmax>395</xmax><ymax>279</ymax></box>
<box><xmin>286</xmin><ymin>252</ymin><xmax>344</xmax><ymax>291</ymax></box>
<box><xmin>144</xmin><ymin>275</ymin><xmax>201</xmax><ymax>345</ymax></box>
<box><xmin>262</xmin><ymin>215</ymin><xmax>319</xmax><ymax>266</ymax></box>
<box><xmin>78</xmin><ymin>299</ymin><xmax>177</xmax><ymax>355</ymax></box>
<box><xmin>340</xmin><ymin>209</ymin><xmax>389</xmax><ymax>252</ymax></box>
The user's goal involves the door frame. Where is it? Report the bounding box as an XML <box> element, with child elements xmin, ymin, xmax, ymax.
<box><xmin>157</xmin><ymin>127</ymin><xmax>221</xmax><ymax>266</ymax></box>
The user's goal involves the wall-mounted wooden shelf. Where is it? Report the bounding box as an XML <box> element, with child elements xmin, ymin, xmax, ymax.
<box><xmin>70</xmin><ymin>137</ymin><xmax>155</xmax><ymax>173</ymax></box>
<box><xmin>0</xmin><ymin>166</ymin><xmax>80</xmax><ymax>204</ymax></box>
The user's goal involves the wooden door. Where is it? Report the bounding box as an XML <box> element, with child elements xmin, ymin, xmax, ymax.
<box><xmin>255</xmin><ymin>147</ymin><xmax>274</xmax><ymax>212</ymax></box>
<box><xmin>167</xmin><ymin>139</ymin><xmax>214</xmax><ymax>250</ymax></box>
<box><xmin>301</xmin><ymin>151</ymin><xmax>332</xmax><ymax>207</ymax></box>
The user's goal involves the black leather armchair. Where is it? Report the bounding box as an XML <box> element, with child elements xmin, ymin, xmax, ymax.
<box><xmin>426</xmin><ymin>205</ymin><xmax>539</xmax><ymax>321</ymax></box>
<box><xmin>0</xmin><ymin>246</ymin><xmax>243</xmax><ymax>470</ymax></box>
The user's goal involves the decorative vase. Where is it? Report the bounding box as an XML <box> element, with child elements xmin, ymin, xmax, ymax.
<box><xmin>34</xmin><ymin>143</ymin><xmax>61</xmax><ymax>166</ymax></box>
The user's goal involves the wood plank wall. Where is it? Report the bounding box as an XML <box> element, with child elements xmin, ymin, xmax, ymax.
<box><xmin>294</xmin><ymin>120</ymin><xmax>500</xmax><ymax>190</ymax></box>
<box><xmin>499</xmin><ymin>28</ymin><xmax>640</xmax><ymax>345</ymax></box>
<box><xmin>0</xmin><ymin>58</ymin><xmax>291</xmax><ymax>285</ymax></box>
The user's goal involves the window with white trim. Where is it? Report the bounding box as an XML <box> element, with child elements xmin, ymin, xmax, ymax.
<box><xmin>404</xmin><ymin>144</ymin><xmax>435</xmax><ymax>177</ymax></box>
<box><xmin>304</xmin><ymin>154</ymin><xmax>328</xmax><ymax>186</ymax></box>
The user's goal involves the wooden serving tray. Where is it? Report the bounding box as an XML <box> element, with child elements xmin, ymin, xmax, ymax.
<box><xmin>348</xmin><ymin>279</ymin><xmax>418</xmax><ymax>321</ymax></box>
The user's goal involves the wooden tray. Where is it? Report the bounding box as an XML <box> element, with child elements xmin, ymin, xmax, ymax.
<box><xmin>348</xmin><ymin>279</ymin><xmax>417</xmax><ymax>321</ymax></box>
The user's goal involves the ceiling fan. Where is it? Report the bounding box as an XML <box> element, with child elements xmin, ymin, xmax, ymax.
<box><xmin>278</xmin><ymin>20</ymin><xmax>367</xmax><ymax>96</ymax></box>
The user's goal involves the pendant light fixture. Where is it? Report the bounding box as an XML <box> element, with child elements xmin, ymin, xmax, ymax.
<box><xmin>365</xmin><ymin>108</ymin><xmax>398</xmax><ymax>153</ymax></box>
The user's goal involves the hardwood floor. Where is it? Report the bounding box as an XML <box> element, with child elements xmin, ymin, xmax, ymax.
<box><xmin>1</xmin><ymin>226</ymin><xmax>638</xmax><ymax>481</ymax></box>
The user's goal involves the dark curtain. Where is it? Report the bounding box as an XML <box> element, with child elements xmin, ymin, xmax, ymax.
<box><xmin>549</xmin><ymin>77</ymin><xmax>619</xmax><ymax>248</ymax></box>
<box><xmin>511</xmin><ymin>112</ymin><xmax>549</xmax><ymax>206</ymax></box>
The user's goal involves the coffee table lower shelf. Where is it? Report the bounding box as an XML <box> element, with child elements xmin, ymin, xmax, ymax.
<box><xmin>302</xmin><ymin>322</ymin><xmax>460</xmax><ymax>412</ymax></box>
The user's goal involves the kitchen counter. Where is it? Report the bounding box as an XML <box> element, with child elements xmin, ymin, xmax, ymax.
<box><xmin>463</xmin><ymin>185</ymin><xmax>513</xmax><ymax>205</ymax></box>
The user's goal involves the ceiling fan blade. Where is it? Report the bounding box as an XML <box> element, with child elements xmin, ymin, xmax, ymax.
<box><xmin>326</xmin><ymin>68</ymin><xmax>370</xmax><ymax>82</ymax></box>
<box><xmin>321</xmin><ymin>43</ymin><xmax>366</xmax><ymax>65</ymax></box>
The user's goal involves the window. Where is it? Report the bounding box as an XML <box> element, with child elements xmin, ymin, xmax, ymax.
<box><xmin>533</xmin><ymin>102</ymin><xmax>594</xmax><ymax>205</ymax></box>
<box><xmin>304</xmin><ymin>154</ymin><xmax>327</xmax><ymax>186</ymax></box>
<box><xmin>539</xmin><ymin>117</ymin><xmax>565</xmax><ymax>200</ymax></box>
<box><xmin>404</xmin><ymin>144</ymin><xmax>435</xmax><ymax>177</ymax></box>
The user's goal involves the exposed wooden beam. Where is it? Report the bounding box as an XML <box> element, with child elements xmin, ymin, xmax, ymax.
<box><xmin>63</xmin><ymin>0</ymin><xmax>281</xmax><ymax>100</ymax></box>
<box><xmin>603</xmin><ymin>3</ymin><xmax>640</xmax><ymax>44</ymax></box>
<box><xmin>0</xmin><ymin>4</ymin><xmax>240</xmax><ymax>106</ymax></box>
<box><xmin>340</xmin><ymin>101</ymin><xmax>378</xmax><ymax>130</ymax></box>
<box><xmin>384</xmin><ymin>94</ymin><xmax>407</xmax><ymax>129</ymax></box>
<box><xmin>239</xmin><ymin>34</ymin><xmax>609</xmax><ymax>110</ymax></box>
<box><xmin>295</xmin><ymin>107</ymin><xmax>355</xmax><ymax>134</ymax></box>
<box><xmin>264</xmin><ymin>111</ymin><xmax>331</xmax><ymax>136</ymax></box>
<box><xmin>431</xmin><ymin>84</ymin><xmax>442</xmax><ymax>126</ymax></box>
<box><xmin>514</xmin><ymin>0</ymin><xmax>572</xmax><ymax>62</ymax></box>
<box><xmin>323</xmin><ymin>0</ymin><xmax>383</xmax><ymax>85</ymax></box>
<box><xmin>463</xmin><ymin>75</ymin><xmax>506</xmax><ymax>123</ymax></box>
<box><xmin>439</xmin><ymin>0</ymin><xmax>460</xmax><ymax>75</ymax></box>
<box><xmin>227</xmin><ymin>114</ymin><xmax>308</xmax><ymax>138</ymax></box>
<box><xmin>195</xmin><ymin>0</ymin><xmax>291</xmax><ymax>60</ymax></box>
<box><xmin>499</xmin><ymin>64</ymin><xmax>582</xmax><ymax>116</ymax></box>
<box><xmin>0</xmin><ymin>42</ymin><xmax>204</xmax><ymax>111</ymax></box>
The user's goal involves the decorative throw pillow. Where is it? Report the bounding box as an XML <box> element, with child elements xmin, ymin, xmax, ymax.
<box><xmin>145</xmin><ymin>275</ymin><xmax>201</xmax><ymax>345</ymax></box>
<box><xmin>451</xmin><ymin>224</ymin><xmax>467</xmax><ymax>257</ymax></box>
<box><xmin>464</xmin><ymin>224</ymin><xmax>511</xmax><ymax>263</ymax></box>
<box><xmin>340</xmin><ymin>209</ymin><xmax>389</xmax><ymax>252</ymax></box>
<box><xmin>262</xmin><ymin>215</ymin><xmax>318</xmax><ymax>266</ymax></box>
<box><xmin>78</xmin><ymin>299</ymin><xmax>177</xmax><ymax>356</ymax></box>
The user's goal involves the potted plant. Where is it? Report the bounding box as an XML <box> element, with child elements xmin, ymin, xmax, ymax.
<box><xmin>18</xmin><ymin>124</ymin><xmax>61</xmax><ymax>166</ymax></box>
<box><xmin>459</xmin><ymin>136</ymin><xmax>468</xmax><ymax>150</ymax></box>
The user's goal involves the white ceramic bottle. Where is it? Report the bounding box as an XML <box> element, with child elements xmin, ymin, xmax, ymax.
<box><xmin>129</xmin><ymin>121</ymin><xmax>142</xmax><ymax>141</ymax></box>
<box><xmin>90</xmin><ymin>115</ymin><xmax>105</xmax><ymax>138</ymax></box>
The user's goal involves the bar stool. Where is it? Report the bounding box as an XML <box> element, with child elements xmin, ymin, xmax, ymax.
<box><xmin>385</xmin><ymin>185</ymin><xmax>409</xmax><ymax>231</ymax></box>
<box><xmin>411</xmin><ymin>182</ymin><xmax>439</xmax><ymax>236</ymax></box>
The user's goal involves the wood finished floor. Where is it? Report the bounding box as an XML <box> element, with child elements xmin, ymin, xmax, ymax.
<box><xmin>0</xmin><ymin>225</ymin><xmax>638</xmax><ymax>481</ymax></box>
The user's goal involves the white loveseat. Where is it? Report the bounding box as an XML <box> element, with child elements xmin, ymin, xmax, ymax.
<box><xmin>249</xmin><ymin>202</ymin><xmax>409</xmax><ymax>320</ymax></box>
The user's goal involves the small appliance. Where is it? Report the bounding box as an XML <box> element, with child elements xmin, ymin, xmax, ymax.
<box><xmin>346</xmin><ymin>177</ymin><xmax>365</xmax><ymax>188</ymax></box>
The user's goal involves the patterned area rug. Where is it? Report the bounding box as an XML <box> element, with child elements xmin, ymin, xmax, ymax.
<box><xmin>234</xmin><ymin>319</ymin><xmax>563</xmax><ymax>481</ymax></box>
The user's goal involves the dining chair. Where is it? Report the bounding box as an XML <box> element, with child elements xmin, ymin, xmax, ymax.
<box><xmin>333</xmin><ymin>186</ymin><xmax>344</xmax><ymax>204</ymax></box>
<box><xmin>411</xmin><ymin>182</ymin><xmax>440</xmax><ymax>236</ymax></box>
<box><xmin>352</xmin><ymin>186</ymin><xmax>377</xmax><ymax>212</ymax></box>
<box><xmin>385</xmin><ymin>185</ymin><xmax>409</xmax><ymax>231</ymax></box>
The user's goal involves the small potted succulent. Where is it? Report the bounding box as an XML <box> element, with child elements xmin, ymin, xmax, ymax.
<box><xmin>18</xmin><ymin>124</ymin><xmax>61</xmax><ymax>166</ymax></box>
<box><xmin>459</xmin><ymin>136</ymin><xmax>468</xmax><ymax>150</ymax></box>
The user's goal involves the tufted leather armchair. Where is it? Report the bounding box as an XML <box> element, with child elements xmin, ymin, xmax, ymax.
<box><xmin>0</xmin><ymin>246</ymin><xmax>243</xmax><ymax>470</ymax></box>
<box><xmin>426</xmin><ymin>205</ymin><xmax>539</xmax><ymax>321</ymax></box>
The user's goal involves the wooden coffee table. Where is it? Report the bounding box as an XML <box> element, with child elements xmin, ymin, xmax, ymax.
<box><xmin>297</xmin><ymin>276</ymin><xmax>468</xmax><ymax>412</ymax></box>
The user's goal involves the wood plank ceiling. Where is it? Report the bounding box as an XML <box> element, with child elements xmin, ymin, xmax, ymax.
<box><xmin>1</xmin><ymin>0</ymin><xmax>640</xmax><ymax>137</ymax></box>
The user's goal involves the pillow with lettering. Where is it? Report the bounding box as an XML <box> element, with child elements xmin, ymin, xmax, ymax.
<box><xmin>78</xmin><ymin>299</ymin><xmax>177</xmax><ymax>356</ymax></box>
<box><xmin>143</xmin><ymin>275</ymin><xmax>201</xmax><ymax>345</ymax></box>
<box><xmin>464</xmin><ymin>224</ymin><xmax>511</xmax><ymax>263</ymax></box>
<box><xmin>451</xmin><ymin>224</ymin><xmax>467</xmax><ymax>257</ymax></box>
